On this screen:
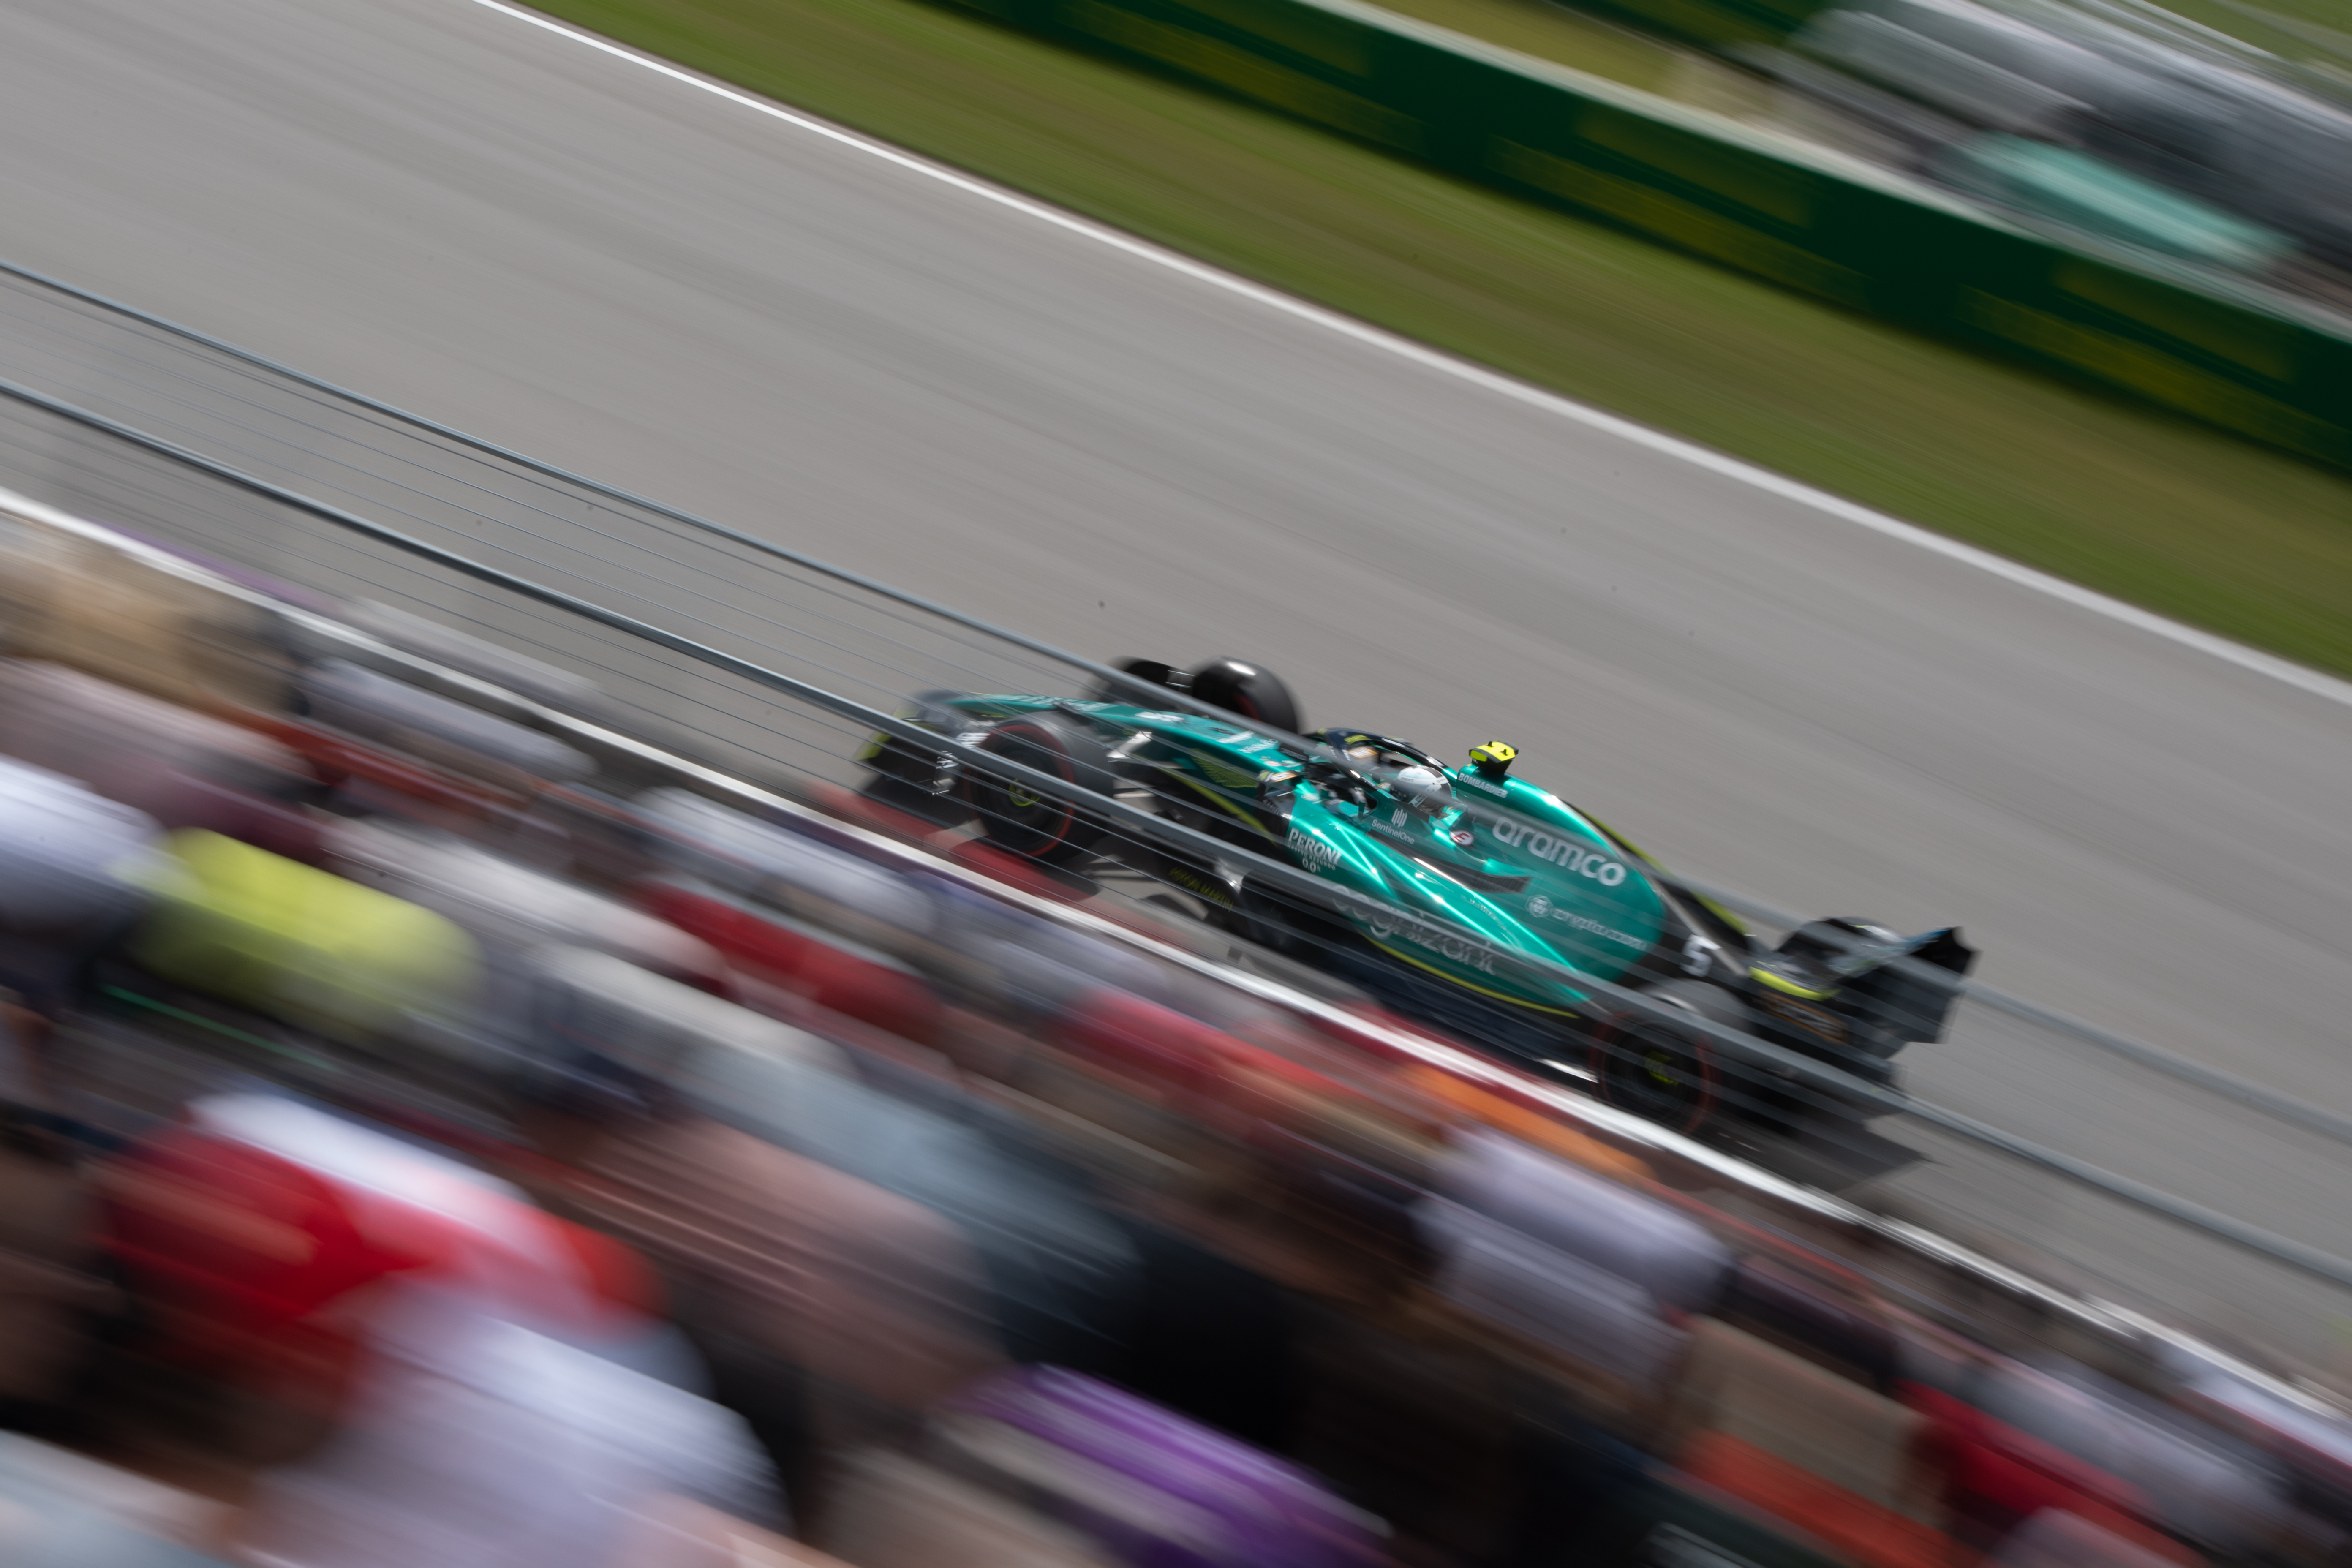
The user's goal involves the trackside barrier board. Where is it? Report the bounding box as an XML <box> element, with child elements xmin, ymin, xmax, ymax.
<box><xmin>939</xmin><ymin>0</ymin><xmax>2352</xmax><ymax>466</ymax></box>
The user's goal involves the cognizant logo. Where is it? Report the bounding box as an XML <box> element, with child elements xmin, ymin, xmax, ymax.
<box><xmin>1364</xmin><ymin>908</ymin><xmax>1499</xmax><ymax>974</ymax></box>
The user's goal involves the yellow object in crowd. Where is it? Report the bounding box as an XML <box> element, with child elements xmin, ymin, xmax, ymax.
<box><xmin>131</xmin><ymin>830</ymin><xmax>481</xmax><ymax>1043</ymax></box>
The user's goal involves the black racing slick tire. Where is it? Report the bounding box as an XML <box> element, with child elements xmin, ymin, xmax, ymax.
<box><xmin>1188</xmin><ymin>659</ymin><xmax>1302</xmax><ymax>734</ymax></box>
<box><xmin>961</xmin><ymin>712</ymin><xmax>1118</xmax><ymax>868</ymax></box>
<box><xmin>857</xmin><ymin>689</ymin><xmax>978</xmax><ymax>828</ymax></box>
<box><xmin>1587</xmin><ymin>979</ymin><xmax>1745</xmax><ymax>1136</ymax></box>
<box><xmin>859</xmin><ymin>690</ymin><xmax>971</xmax><ymax>784</ymax></box>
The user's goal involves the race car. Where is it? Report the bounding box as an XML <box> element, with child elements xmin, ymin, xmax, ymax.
<box><xmin>860</xmin><ymin>656</ymin><xmax>1972</xmax><ymax>1133</ymax></box>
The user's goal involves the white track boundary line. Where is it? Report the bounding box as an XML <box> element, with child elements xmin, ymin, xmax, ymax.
<box><xmin>461</xmin><ymin>0</ymin><xmax>2352</xmax><ymax>715</ymax></box>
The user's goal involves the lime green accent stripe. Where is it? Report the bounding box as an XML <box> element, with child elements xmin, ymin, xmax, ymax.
<box><xmin>1748</xmin><ymin>966</ymin><xmax>1836</xmax><ymax>1001</ymax></box>
<box><xmin>101</xmin><ymin>985</ymin><xmax>338</xmax><ymax>1071</ymax></box>
<box><xmin>1168</xmin><ymin>768</ymin><xmax>1278</xmax><ymax>838</ymax></box>
<box><xmin>1365</xmin><ymin>937</ymin><xmax>1584</xmax><ymax>1017</ymax></box>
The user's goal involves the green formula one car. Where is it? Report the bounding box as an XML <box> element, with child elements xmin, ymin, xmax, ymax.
<box><xmin>862</xmin><ymin>656</ymin><xmax>1971</xmax><ymax>1133</ymax></box>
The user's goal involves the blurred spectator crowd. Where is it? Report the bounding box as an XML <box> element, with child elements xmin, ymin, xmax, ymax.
<box><xmin>1746</xmin><ymin>0</ymin><xmax>2352</xmax><ymax>292</ymax></box>
<box><xmin>1</xmin><ymin>499</ymin><xmax>2351</xmax><ymax>1567</ymax></box>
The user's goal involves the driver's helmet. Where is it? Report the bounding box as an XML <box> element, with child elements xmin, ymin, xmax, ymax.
<box><xmin>1390</xmin><ymin>764</ymin><xmax>1453</xmax><ymax>816</ymax></box>
<box><xmin>1317</xmin><ymin>730</ymin><xmax>1452</xmax><ymax>813</ymax></box>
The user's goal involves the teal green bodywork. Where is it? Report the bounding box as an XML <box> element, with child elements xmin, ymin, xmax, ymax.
<box><xmin>942</xmin><ymin>695</ymin><xmax>1674</xmax><ymax>1015</ymax></box>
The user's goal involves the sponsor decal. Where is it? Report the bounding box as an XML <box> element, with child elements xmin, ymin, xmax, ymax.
<box><xmin>1286</xmin><ymin>826</ymin><xmax>1343</xmax><ymax>873</ymax></box>
<box><xmin>1450</xmin><ymin>828</ymin><xmax>1475</xmax><ymax>847</ymax></box>
<box><xmin>1551</xmin><ymin>910</ymin><xmax>1649</xmax><ymax>950</ymax></box>
<box><xmin>1455</xmin><ymin>771</ymin><xmax>1511</xmax><ymax>797</ymax></box>
<box><xmin>1485</xmin><ymin>818</ymin><xmax>1627</xmax><ymax>885</ymax></box>
<box><xmin>1525</xmin><ymin>890</ymin><xmax>1645</xmax><ymax>950</ymax></box>
<box><xmin>1364</xmin><ymin>906</ymin><xmax>1498</xmax><ymax>975</ymax></box>
<box><xmin>1162</xmin><ymin>861</ymin><xmax>1237</xmax><ymax>909</ymax></box>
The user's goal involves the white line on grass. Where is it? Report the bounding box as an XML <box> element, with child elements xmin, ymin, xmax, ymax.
<box><xmin>461</xmin><ymin>0</ymin><xmax>2352</xmax><ymax>713</ymax></box>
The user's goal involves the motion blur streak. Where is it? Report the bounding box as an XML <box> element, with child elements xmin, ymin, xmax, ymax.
<box><xmin>4</xmin><ymin>0</ymin><xmax>2352</xmax><ymax>1346</ymax></box>
<box><xmin>0</xmin><ymin>486</ymin><xmax>2338</xmax><ymax>1568</ymax></box>
<box><xmin>457</xmin><ymin>0</ymin><xmax>2352</xmax><ymax>719</ymax></box>
<box><xmin>5</xmin><ymin>0</ymin><xmax>2352</xmax><ymax>1551</ymax></box>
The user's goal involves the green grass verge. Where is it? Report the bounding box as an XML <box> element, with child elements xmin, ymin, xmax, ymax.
<box><xmin>1353</xmin><ymin>0</ymin><xmax>1682</xmax><ymax>88</ymax></box>
<box><xmin>537</xmin><ymin>0</ymin><xmax>2352</xmax><ymax>677</ymax></box>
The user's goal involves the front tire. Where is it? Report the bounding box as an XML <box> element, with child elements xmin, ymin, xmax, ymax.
<box><xmin>961</xmin><ymin>713</ymin><xmax>1117</xmax><ymax>867</ymax></box>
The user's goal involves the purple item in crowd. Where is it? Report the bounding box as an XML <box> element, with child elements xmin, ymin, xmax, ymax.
<box><xmin>91</xmin><ymin>520</ymin><xmax>342</xmax><ymax>613</ymax></box>
<box><xmin>935</xmin><ymin>1366</ymin><xmax>1386</xmax><ymax>1568</ymax></box>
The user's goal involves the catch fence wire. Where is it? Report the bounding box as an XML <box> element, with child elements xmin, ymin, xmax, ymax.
<box><xmin>0</xmin><ymin>261</ymin><xmax>1093</xmax><ymax>733</ymax></box>
<box><xmin>11</xmin><ymin>385</ymin><xmax>2352</xmax><ymax>1379</ymax></box>
<box><xmin>4</xmin><ymin>264</ymin><xmax>2352</xmax><ymax>1371</ymax></box>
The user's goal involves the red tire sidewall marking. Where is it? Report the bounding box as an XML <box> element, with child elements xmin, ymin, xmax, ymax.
<box><xmin>969</xmin><ymin>720</ymin><xmax>1080</xmax><ymax>855</ymax></box>
<box><xmin>1587</xmin><ymin>1013</ymin><xmax>1719</xmax><ymax>1134</ymax></box>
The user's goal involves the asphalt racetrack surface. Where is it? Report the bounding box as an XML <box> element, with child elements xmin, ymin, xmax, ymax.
<box><xmin>5</xmin><ymin>0</ymin><xmax>2352</xmax><ymax>1358</ymax></box>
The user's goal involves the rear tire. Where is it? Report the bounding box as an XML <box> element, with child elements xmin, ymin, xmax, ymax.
<box><xmin>1587</xmin><ymin>979</ymin><xmax>1742</xmax><ymax>1135</ymax></box>
<box><xmin>961</xmin><ymin>713</ymin><xmax>1117</xmax><ymax>867</ymax></box>
<box><xmin>1189</xmin><ymin>659</ymin><xmax>1301</xmax><ymax>734</ymax></box>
